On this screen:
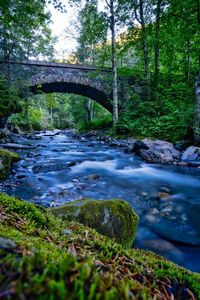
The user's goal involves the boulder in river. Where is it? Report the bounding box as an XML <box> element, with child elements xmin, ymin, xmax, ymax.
<box><xmin>0</xmin><ymin>143</ymin><xmax>35</xmax><ymax>150</ymax></box>
<box><xmin>0</xmin><ymin>148</ymin><xmax>20</xmax><ymax>179</ymax></box>
<box><xmin>0</xmin><ymin>128</ymin><xmax>12</xmax><ymax>143</ymax></box>
<box><xmin>134</xmin><ymin>139</ymin><xmax>180</xmax><ymax>164</ymax></box>
<box><xmin>181</xmin><ymin>146</ymin><xmax>200</xmax><ymax>162</ymax></box>
<box><xmin>50</xmin><ymin>198</ymin><xmax>139</xmax><ymax>248</ymax></box>
<box><xmin>32</xmin><ymin>161</ymin><xmax>76</xmax><ymax>174</ymax></box>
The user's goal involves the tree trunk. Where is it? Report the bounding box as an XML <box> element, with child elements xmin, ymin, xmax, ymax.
<box><xmin>194</xmin><ymin>71</ymin><xmax>200</xmax><ymax>143</ymax></box>
<box><xmin>139</xmin><ymin>0</ymin><xmax>151</xmax><ymax>100</ymax></box>
<box><xmin>50</xmin><ymin>108</ymin><xmax>53</xmax><ymax>122</ymax></box>
<box><xmin>154</xmin><ymin>0</ymin><xmax>162</xmax><ymax>100</ymax></box>
<box><xmin>84</xmin><ymin>99</ymin><xmax>93</xmax><ymax>127</ymax></box>
<box><xmin>186</xmin><ymin>38</ymin><xmax>191</xmax><ymax>81</ymax></box>
<box><xmin>110</xmin><ymin>0</ymin><xmax>118</xmax><ymax>131</ymax></box>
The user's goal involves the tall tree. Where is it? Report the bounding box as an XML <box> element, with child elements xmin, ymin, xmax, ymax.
<box><xmin>75</xmin><ymin>0</ymin><xmax>108</xmax><ymax>127</ymax></box>
<box><xmin>153</xmin><ymin>0</ymin><xmax>162</xmax><ymax>99</ymax></box>
<box><xmin>105</xmin><ymin>0</ymin><xmax>119</xmax><ymax>129</ymax></box>
<box><xmin>118</xmin><ymin>0</ymin><xmax>152</xmax><ymax>100</ymax></box>
<box><xmin>71</xmin><ymin>0</ymin><xmax>119</xmax><ymax>130</ymax></box>
<box><xmin>0</xmin><ymin>0</ymin><xmax>55</xmax><ymax>63</ymax></box>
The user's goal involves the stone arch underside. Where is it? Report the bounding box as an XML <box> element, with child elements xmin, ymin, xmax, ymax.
<box><xmin>30</xmin><ymin>75</ymin><xmax>113</xmax><ymax>113</ymax></box>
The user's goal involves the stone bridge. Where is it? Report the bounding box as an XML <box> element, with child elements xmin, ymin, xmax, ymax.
<box><xmin>1</xmin><ymin>60</ymin><xmax>144</xmax><ymax>113</ymax></box>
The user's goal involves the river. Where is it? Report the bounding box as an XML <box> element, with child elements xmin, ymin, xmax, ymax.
<box><xmin>1</xmin><ymin>130</ymin><xmax>200</xmax><ymax>273</ymax></box>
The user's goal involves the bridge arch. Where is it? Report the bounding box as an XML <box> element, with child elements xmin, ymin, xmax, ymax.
<box><xmin>30</xmin><ymin>75</ymin><xmax>113</xmax><ymax>113</ymax></box>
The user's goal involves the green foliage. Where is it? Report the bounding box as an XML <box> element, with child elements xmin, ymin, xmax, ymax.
<box><xmin>89</xmin><ymin>115</ymin><xmax>112</xmax><ymax>130</ymax></box>
<box><xmin>75</xmin><ymin>0</ymin><xmax>108</xmax><ymax>65</ymax></box>
<box><xmin>117</xmin><ymin>77</ymin><xmax>194</xmax><ymax>142</ymax></box>
<box><xmin>0</xmin><ymin>74</ymin><xmax>21</xmax><ymax>118</ymax></box>
<box><xmin>28</xmin><ymin>107</ymin><xmax>45</xmax><ymax>131</ymax></box>
<box><xmin>0</xmin><ymin>193</ymin><xmax>200</xmax><ymax>299</ymax></box>
<box><xmin>10</xmin><ymin>93</ymin><xmax>112</xmax><ymax>132</ymax></box>
<box><xmin>0</xmin><ymin>0</ymin><xmax>55</xmax><ymax>62</ymax></box>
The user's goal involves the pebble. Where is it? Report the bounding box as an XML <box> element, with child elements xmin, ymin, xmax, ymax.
<box><xmin>0</xmin><ymin>237</ymin><xmax>16</xmax><ymax>250</ymax></box>
<box><xmin>64</xmin><ymin>229</ymin><xmax>72</xmax><ymax>235</ymax></box>
<box><xmin>50</xmin><ymin>201</ymin><xmax>56</xmax><ymax>208</ymax></box>
<box><xmin>157</xmin><ymin>192</ymin><xmax>170</xmax><ymax>200</ymax></box>
<box><xmin>85</xmin><ymin>174</ymin><xmax>100</xmax><ymax>180</ymax></box>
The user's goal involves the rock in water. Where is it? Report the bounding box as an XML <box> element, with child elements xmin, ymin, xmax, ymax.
<box><xmin>50</xmin><ymin>198</ymin><xmax>139</xmax><ymax>248</ymax></box>
<box><xmin>0</xmin><ymin>148</ymin><xmax>20</xmax><ymax>179</ymax></box>
<box><xmin>134</xmin><ymin>139</ymin><xmax>180</xmax><ymax>164</ymax></box>
<box><xmin>181</xmin><ymin>146</ymin><xmax>200</xmax><ymax>161</ymax></box>
<box><xmin>0</xmin><ymin>143</ymin><xmax>35</xmax><ymax>149</ymax></box>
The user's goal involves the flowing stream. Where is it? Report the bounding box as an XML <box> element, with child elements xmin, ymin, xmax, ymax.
<box><xmin>1</xmin><ymin>130</ymin><xmax>200</xmax><ymax>273</ymax></box>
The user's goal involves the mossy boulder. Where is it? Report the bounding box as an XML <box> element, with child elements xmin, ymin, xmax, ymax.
<box><xmin>0</xmin><ymin>148</ymin><xmax>20</xmax><ymax>179</ymax></box>
<box><xmin>0</xmin><ymin>193</ymin><xmax>200</xmax><ymax>299</ymax></box>
<box><xmin>50</xmin><ymin>198</ymin><xmax>139</xmax><ymax>248</ymax></box>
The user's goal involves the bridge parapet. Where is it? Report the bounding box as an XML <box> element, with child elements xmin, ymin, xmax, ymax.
<box><xmin>0</xmin><ymin>60</ymin><xmax>144</xmax><ymax>114</ymax></box>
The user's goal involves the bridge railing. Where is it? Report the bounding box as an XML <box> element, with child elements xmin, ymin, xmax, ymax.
<box><xmin>0</xmin><ymin>59</ymin><xmax>112</xmax><ymax>72</ymax></box>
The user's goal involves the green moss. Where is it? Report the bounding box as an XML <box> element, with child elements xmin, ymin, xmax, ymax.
<box><xmin>50</xmin><ymin>198</ymin><xmax>139</xmax><ymax>248</ymax></box>
<box><xmin>0</xmin><ymin>193</ymin><xmax>200</xmax><ymax>300</ymax></box>
<box><xmin>0</xmin><ymin>148</ymin><xmax>20</xmax><ymax>179</ymax></box>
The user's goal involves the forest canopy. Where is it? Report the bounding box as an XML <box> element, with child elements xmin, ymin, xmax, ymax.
<box><xmin>0</xmin><ymin>0</ymin><xmax>200</xmax><ymax>142</ymax></box>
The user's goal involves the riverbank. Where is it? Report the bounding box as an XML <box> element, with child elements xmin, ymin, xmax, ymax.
<box><xmin>0</xmin><ymin>193</ymin><xmax>200</xmax><ymax>299</ymax></box>
<box><xmin>72</xmin><ymin>129</ymin><xmax>200</xmax><ymax>166</ymax></box>
<box><xmin>1</xmin><ymin>129</ymin><xmax>200</xmax><ymax>274</ymax></box>
<box><xmin>1</xmin><ymin>126</ymin><xmax>200</xmax><ymax>167</ymax></box>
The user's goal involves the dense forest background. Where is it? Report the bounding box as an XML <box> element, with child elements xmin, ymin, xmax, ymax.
<box><xmin>0</xmin><ymin>0</ymin><xmax>199</xmax><ymax>142</ymax></box>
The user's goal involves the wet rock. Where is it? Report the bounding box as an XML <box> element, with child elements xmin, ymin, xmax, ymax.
<box><xmin>50</xmin><ymin>198</ymin><xmax>139</xmax><ymax>248</ymax></box>
<box><xmin>0</xmin><ymin>128</ymin><xmax>12</xmax><ymax>143</ymax></box>
<box><xmin>74</xmin><ymin>182</ymin><xmax>86</xmax><ymax>190</ymax></box>
<box><xmin>37</xmin><ymin>144</ymin><xmax>48</xmax><ymax>148</ymax></box>
<box><xmin>50</xmin><ymin>201</ymin><xmax>56</xmax><ymax>208</ymax></box>
<box><xmin>32</xmin><ymin>162</ymin><xmax>74</xmax><ymax>173</ymax></box>
<box><xmin>177</xmin><ymin>161</ymin><xmax>188</xmax><ymax>167</ymax></box>
<box><xmin>134</xmin><ymin>139</ymin><xmax>180</xmax><ymax>164</ymax></box>
<box><xmin>175</xmin><ymin>140</ymin><xmax>193</xmax><ymax>151</ymax></box>
<box><xmin>26</xmin><ymin>152</ymin><xmax>41</xmax><ymax>158</ymax></box>
<box><xmin>37</xmin><ymin>189</ymin><xmax>82</xmax><ymax>206</ymax></box>
<box><xmin>80</xmin><ymin>137</ymin><xmax>86</xmax><ymax>142</ymax></box>
<box><xmin>0</xmin><ymin>237</ymin><xmax>16</xmax><ymax>250</ymax></box>
<box><xmin>43</xmin><ymin>131</ymin><xmax>61</xmax><ymax>136</ymax></box>
<box><xmin>157</xmin><ymin>192</ymin><xmax>171</xmax><ymax>200</ymax></box>
<box><xmin>142</xmin><ymin>238</ymin><xmax>182</xmax><ymax>254</ymax></box>
<box><xmin>108</xmin><ymin>139</ymin><xmax>136</xmax><ymax>151</ymax></box>
<box><xmin>148</xmin><ymin>219</ymin><xmax>200</xmax><ymax>245</ymax></box>
<box><xmin>188</xmin><ymin>161</ymin><xmax>200</xmax><ymax>167</ymax></box>
<box><xmin>67</xmin><ymin>161</ymin><xmax>77</xmax><ymax>167</ymax></box>
<box><xmin>0</xmin><ymin>143</ymin><xmax>35</xmax><ymax>149</ymax></box>
<box><xmin>85</xmin><ymin>174</ymin><xmax>100</xmax><ymax>180</ymax></box>
<box><xmin>16</xmin><ymin>174</ymin><xmax>27</xmax><ymax>179</ymax></box>
<box><xmin>52</xmin><ymin>148</ymin><xmax>66</xmax><ymax>152</ymax></box>
<box><xmin>181</xmin><ymin>146</ymin><xmax>200</xmax><ymax>161</ymax></box>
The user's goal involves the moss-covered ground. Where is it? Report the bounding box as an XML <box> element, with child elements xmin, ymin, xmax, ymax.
<box><xmin>0</xmin><ymin>193</ymin><xmax>200</xmax><ymax>299</ymax></box>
